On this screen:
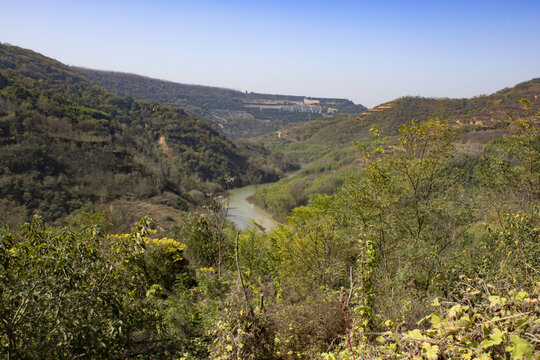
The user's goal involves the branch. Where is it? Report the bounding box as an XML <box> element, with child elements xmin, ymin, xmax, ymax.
<box><xmin>347</xmin><ymin>265</ymin><xmax>354</xmax><ymax>307</ymax></box>
<box><xmin>235</xmin><ymin>231</ymin><xmax>254</xmax><ymax>318</ymax></box>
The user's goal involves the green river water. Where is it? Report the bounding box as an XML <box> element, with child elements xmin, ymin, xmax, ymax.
<box><xmin>226</xmin><ymin>168</ymin><xmax>302</xmax><ymax>231</ymax></box>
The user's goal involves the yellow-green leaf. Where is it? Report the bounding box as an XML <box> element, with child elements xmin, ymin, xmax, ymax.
<box><xmin>474</xmin><ymin>353</ymin><xmax>492</xmax><ymax>360</ymax></box>
<box><xmin>488</xmin><ymin>296</ymin><xmax>506</xmax><ymax>307</ymax></box>
<box><xmin>480</xmin><ymin>328</ymin><xmax>504</xmax><ymax>348</ymax></box>
<box><xmin>406</xmin><ymin>329</ymin><xmax>423</xmax><ymax>339</ymax></box>
<box><xmin>509</xmin><ymin>335</ymin><xmax>533</xmax><ymax>359</ymax></box>
<box><xmin>514</xmin><ymin>291</ymin><xmax>528</xmax><ymax>301</ymax></box>
<box><xmin>422</xmin><ymin>343</ymin><xmax>439</xmax><ymax>360</ymax></box>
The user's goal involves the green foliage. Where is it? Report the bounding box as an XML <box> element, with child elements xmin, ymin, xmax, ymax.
<box><xmin>318</xmin><ymin>108</ymin><xmax>539</xmax><ymax>358</ymax></box>
<box><xmin>479</xmin><ymin>103</ymin><xmax>540</xmax><ymax>214</ymax></box>
<box><xmin>482</xmin><ymin>208</ymin><xmax>540</xmax><ymax>287</ymax></box>
<box><xmin>172</xmin><ymin>194</ymin><xmax>237</xmax><ymax>279</ymax></box>
<box><xmin>226</xmin><ymin>110</ymin><xmax>537</xmax><ymax>359</ymax></box>
<box><xmin>208</xmin><ymin>290</ymin><xmax>275</xmax><ymax>360</ymax></box>
<box><xmin>0</xmin><ymin>43</ymin><xmax>294</xmax><ymax>224</ymax></box>
<box><xmin>237</xmin><ymin>228</ymin><xmax>276</xmax><ymax>282</ymax></box>
<box><xmin>324</xmin><ymin>279</ymin><xmax>540</xmax><ymax>360</ymax></box>
<box><xmin>2</xmin><ymin>43</ymin><xmax>540</xmax><ymax>360</ymax></box>
<box><xmin>252</xmin><ymin>146</ymin><xmax>358</xmax><ymax>218</ymax></box>
<box><xmin>0</xmin><ymin>216</ymin><xmax>175</xmax><ymax>359</ymax></box>
<box><xmin>73</xmin><ymin>67</ymin><xmax>365</xmax><ymax>139</ymax></box>
<box><xmin>272</xmin><ymin>194</ymin><xmax>357</xmax><ymax>295</ymax></box>
<box><xmin>335</xmin><ymin>119</ymin><xmax>477</xmax><ymax>329</ymax></box>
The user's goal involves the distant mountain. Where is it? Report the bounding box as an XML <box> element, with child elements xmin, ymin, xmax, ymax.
<box><xmin>72</xmin><ymin>67</ymin><xmax>367</xmax><ymax>139</ymax></box>
<box><xmin>256</xmin><ymin>78</ymin><xmax>540</xmax><ymax>160</ymax></box>
<box><xmin>247</xmin><ymin>78</ymin><xmax>540</xmax><ymax>218</ymax></box>
<box><xmin>0</xmin><ymin>43</ymin><xmax>294</xmax><ymax>223</ymax></box>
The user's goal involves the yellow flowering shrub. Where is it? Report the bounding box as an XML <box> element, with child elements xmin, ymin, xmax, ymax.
<box><xmin>107</xmin><ymin>234</ymin><xmax>185</xmax><ymax>262</ymax></box>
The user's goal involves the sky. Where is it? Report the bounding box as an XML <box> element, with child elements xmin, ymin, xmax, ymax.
<box><xmin>1</xmin><ymin>0</ymin><xmax>539</xmax><ymax>108</ymax></box>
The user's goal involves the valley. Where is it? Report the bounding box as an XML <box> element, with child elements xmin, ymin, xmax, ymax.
<box><xmin>1</xmin><ymin>41</ymin><xmax>538</xmax><ymax>360</ymax></box>
<box><xmin>226</xmin><ymin>166</ymin><xmax>303</xmax><ymax>230</ymax></box>
<box><xmin>0</xmin><ymin>43</ymin><xmax>296</xmax><ymax>226</ymax></box>
<box><xmin>73</xmin><ymin>67</ymin><xmax>367</xmax><ymax>139</ymax></box>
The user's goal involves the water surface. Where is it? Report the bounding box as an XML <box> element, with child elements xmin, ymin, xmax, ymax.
<box><xmin>226</xmin><ymin>184</ymin><xmax>277</xmax><ymax>230</ymax></box>
<box><xmin>226</xmin><ymin>167</ymin><xmax>303</xmax><ymax>230</ymax></box>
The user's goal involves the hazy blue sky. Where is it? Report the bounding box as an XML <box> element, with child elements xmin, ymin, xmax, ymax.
<box><xmin>1</xmin><ymin>0</ymin><xmax>539</xmax><ymax>107</ymax></box>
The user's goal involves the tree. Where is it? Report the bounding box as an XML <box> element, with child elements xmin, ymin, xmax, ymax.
<box><xmin>338</xmin><ymin>118</ymin><xmax>473</xmax><ymax>329</ymax></box>
<box><xmin>0</xmin><ymin>216</ymin><xmax>187</xmax><ymax>359</ymax></box>
<box><xmin>479</xmin><ymin>100</ymin><xmax>540</xmax><ymax>284</ymax></box>
<box><xmin>272</xmin><ymin>194</ymin><xmax>357</xmax><ymax>297</ymax></box>
<box><xmin>180</xmin><ymin>179</ymin><xmax>234</xmax><ymax>279</ymax></box>
<box><xmin>479</xmin><ymin>99</ymin><xmax>539</xmax><ymax>216</ymax></box>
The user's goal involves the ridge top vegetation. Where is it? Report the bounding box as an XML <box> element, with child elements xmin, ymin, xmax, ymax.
<box><xmin>0</xmin><ymin>43</ymin><xmax>538</xmax><ymax>359</ymax></box>
<box><xmin>0</xmin><ymin>43</ymin><xmax>295</xmax><ymax>225</ymax></box>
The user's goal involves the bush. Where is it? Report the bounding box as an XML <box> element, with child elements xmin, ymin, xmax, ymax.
<box><xmin>0</xmin><ymin>216</ymin><xmax>193</xmax><ymax>359</ymax></box>
<box><xmin>325</xmin><ymin>279</ymin><xmax>539</xmax><ymax>360</ymax></box>
<box><xmin>271</xmin><ymin>290</ymin><xmax>345</xmax><ymax>359</ymax></box>
<box><xmin>208</xmin><ymin>289</ymin><xmax>275</xmax><ymax>360</ymax></box>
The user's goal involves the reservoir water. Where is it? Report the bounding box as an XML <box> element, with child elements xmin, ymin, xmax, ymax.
<box><xmin>226</xmin><ymin>167</ymin><xmax>302</xmax><ymax>231</ymax></box>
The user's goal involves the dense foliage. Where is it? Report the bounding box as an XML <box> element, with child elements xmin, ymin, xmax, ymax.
<box><xmin>0</xmin><ymin>43</ymin><xmax>294</xmax><ymax>224</ymax></box>
<box><xmin>1</xmin><ymin>43</ymin><xmax>539</xmax><ymax>359</ymax></box>
<box><xmin>73</xmin><ymin>67</ymin><xmax>366</xmax><ymax>139</ymax></box>
<box><xmin>2</xmin><ymin>106</ymin><xmax>537</xmax><ymax>359</ymax></box>
<box><xmin>251</xmin><ymin>146</ymin><xmax>360</xmax><ymax>219</ymax></box>
<box><xmin>0</xmin><ymin>215</ymin><xmax>190</xmax><ymax>359</ymax></box>
<box><xmin>251</xmin><ymin>80</ymin><xmax>540</xmax><ymax>219</ymax></box>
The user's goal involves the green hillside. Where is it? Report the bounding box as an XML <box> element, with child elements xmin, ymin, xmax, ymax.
<box><xmin>0</xmin><ymin>43</ymin><xmax>294</xmax><ymax>224</ymax></box>
<box><xmin>250</xmin><ymin>79</ymin><xmax>540</xmax><ymax>218</ymax></box>
<box><xmin>2</xmin><ymin>114</ymin><xmax>537</xmax><ymax>359</ymax></box>
<box><xmin>73</xmin><ymin>67</ymin><xmax>367</xmax><ymax>138</ymax></box>
<box><xmin>257</xmin><ymin>78</ymin><xmax>540</xmax><ymax>161</ymax></box>
<box><xmin>0</xmin><ymin>44</ymin><xmax>538</xmax><ymax>360</ymax></box>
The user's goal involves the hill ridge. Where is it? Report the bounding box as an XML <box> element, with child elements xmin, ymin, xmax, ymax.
<box><xmin>0</xmin><ymin>43</ymin><xmax>294</xmax><ymax>224</ymax></box>
<box><xmin>73</xmin><ymin>66</ymin><xmax>367</xmax><ymax>138</ymax></box>
<box><xmin>256</xmin><ymin>77</ymin><xmax>540</xmax><ymax>158</ymax></box>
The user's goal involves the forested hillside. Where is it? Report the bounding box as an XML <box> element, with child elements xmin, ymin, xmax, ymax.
<box><xmin>258</xmin><ymin>79</ymin><xmax>540</xmax><ymax>160</ymax></box>
<box><xmin>73</xmin><ymin>67</ymin><xmax>366</xmax><ymax>138</ymax></box>
<box><xmin>250</xmin><ymin>79</ymin><xmax>540</xmax><ymax>218</ymax></box>
<box><xmin>0</xmin><ymin>43</ymin><xmax>538</xmax><ymax>360</ymax></box>
<box><xmin>2</xmin><ymin>112</ymin><xmax>537</xmax><ymax>359</ymax></box>
<box><xmin>0</xmin><ymin>43</ymin><xmax>294</xmax><ymax>224</ymax></box>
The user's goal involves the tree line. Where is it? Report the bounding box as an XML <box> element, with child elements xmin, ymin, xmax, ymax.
<box><xmin>1</xmin><ymin>104</ymin><xmax>538</xmax><ymax>359</ymax></box>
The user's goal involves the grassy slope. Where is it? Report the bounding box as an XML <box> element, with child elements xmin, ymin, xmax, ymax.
<box><xmin>0</xmin><ymin>43</ymin><xmax>294</xmax><ymax>224</ymax></box>
<box><xmin>250</xmin><ymin>78</ymin><xmax>540</xmax><ymax>217</ymax></box>
<box><xmin>256</xmin><ymin>78</ymin><xmax>540</xmax><ymax>161</ymax></box>
<box><xmin>72</xmin><ymin>67</ymin><xmax>367</xmax><ymax>138</ymax></box>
